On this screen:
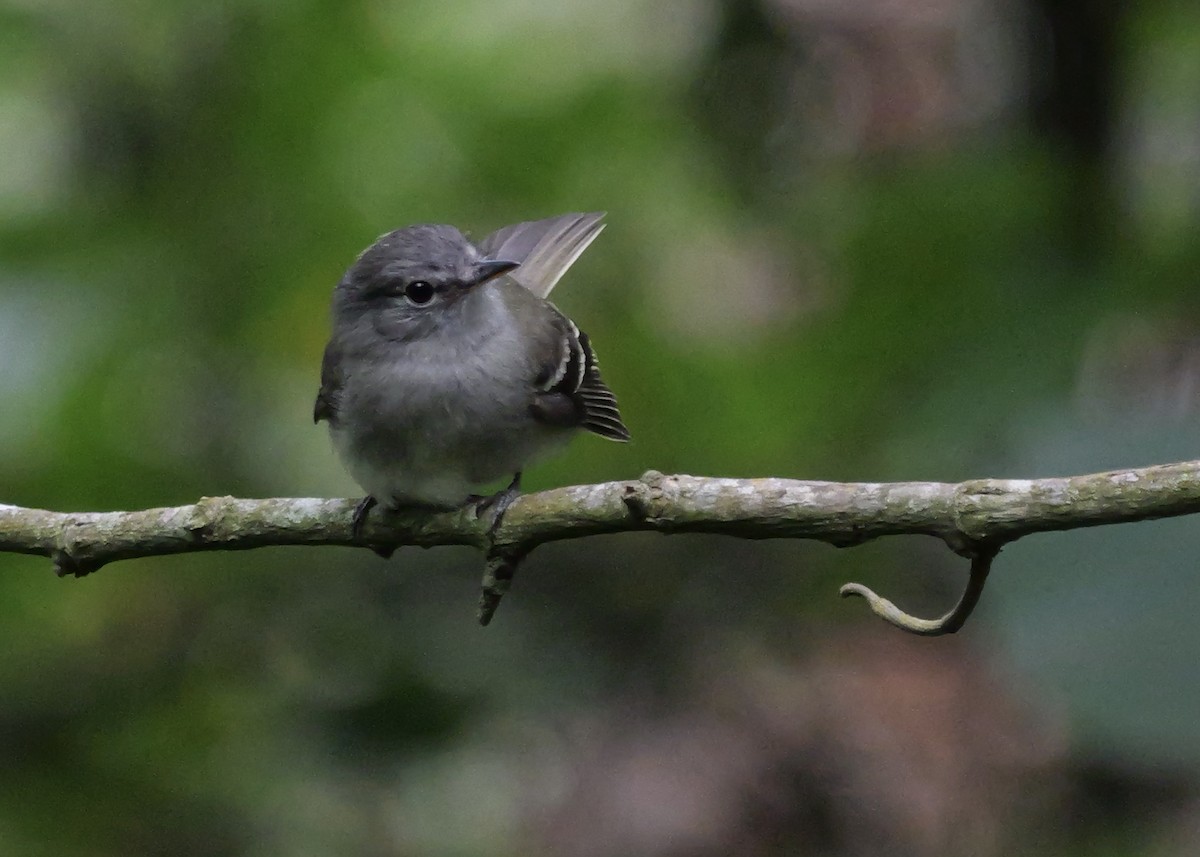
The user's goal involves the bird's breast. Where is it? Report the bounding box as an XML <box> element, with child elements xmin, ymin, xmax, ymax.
<box><xmin>330</xmin><ymin>308</ymin><xmax>568</xmax><ymax>504</ymax></box>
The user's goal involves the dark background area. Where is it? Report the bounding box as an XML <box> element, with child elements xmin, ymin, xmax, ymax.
<box><xmin>3</xmin><ymin>0</ymin><xmax>1200</xmax><ymax>853</ymax></box>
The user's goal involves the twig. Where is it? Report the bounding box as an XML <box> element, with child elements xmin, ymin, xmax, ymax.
<box><xmin>839</xmin><ymin>547</ymin><xmax>998</xmax><ymax>636</ymax></box>
<box><xmin>3</xmin><ymin>462</ymin><xmax>1200</xmax><ymax>632</ymax></box>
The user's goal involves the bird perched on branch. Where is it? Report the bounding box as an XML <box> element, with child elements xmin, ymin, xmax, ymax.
<box><xmin>315</xmin><ymin>212</ymin><xmax>629</xmax><ymax>547</ymax></box>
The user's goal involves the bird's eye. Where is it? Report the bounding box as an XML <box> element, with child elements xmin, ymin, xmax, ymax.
<box><xmin>403</xmin><ymin>280</ymin><xmax>435</xmax><ymax>305</ymax></box>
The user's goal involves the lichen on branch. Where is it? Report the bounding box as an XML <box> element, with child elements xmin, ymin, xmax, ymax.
<box><xmin>4</xmin><ymin>461</ymin><xmax>1200</xmax><ymax>633</ymax></box>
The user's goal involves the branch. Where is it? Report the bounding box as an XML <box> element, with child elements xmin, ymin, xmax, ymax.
<box><xmin>4</xmin><ymin>462</ymin><xmax>1200</xmax><ymax>632</ymax></box>
<box><xmin>839</xmin><ymin>548</ymin><xmax>997</xmax><ymax>636</ymax></box>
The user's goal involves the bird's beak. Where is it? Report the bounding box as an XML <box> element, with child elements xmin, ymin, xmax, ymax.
<box><xmin>469</xmin><ymin>259</ymin><xmax>520</xmax><ymax>287</ymax></box>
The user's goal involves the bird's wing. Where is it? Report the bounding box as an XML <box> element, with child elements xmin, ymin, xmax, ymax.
<box><xmin>477</xmin><ymin>212</ymin><xmax>605</xmax><ymax>298</ymax></box>
<box><xmin>313</xmin><ymin>341</ymin><xmax>343</xmax><ymax>424</ymax></box>
<box><xmin>529</xmin><ymin>309</ymin><xmax>630</xmax><ymax>442</ymax></box>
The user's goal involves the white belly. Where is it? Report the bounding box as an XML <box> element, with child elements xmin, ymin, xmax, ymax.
<box><xmin>326</xmin><ymin>283</ymin><xmax>579</xmax><ymax>507</ymax></box>
<box><xmin>330</xmin><ymin>363</ymin><xmax>572</xmax><ymax>507</ymax></box>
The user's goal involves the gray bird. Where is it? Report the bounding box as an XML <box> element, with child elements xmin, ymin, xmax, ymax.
<box><xmin>315</xmin><ymin>212</ymin><xmax>629</xmax><ymax>545</ymax></box>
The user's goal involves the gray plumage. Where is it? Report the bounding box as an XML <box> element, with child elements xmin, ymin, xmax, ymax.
<box><xmin>315</xmin><ymin>213</ymin><xmax>628</xmax><ymax>518</ymax></box>
<box><xmin>476</xmin><ymin>211</ymin><xmax>606</xmax><ymax>298</ymax></box>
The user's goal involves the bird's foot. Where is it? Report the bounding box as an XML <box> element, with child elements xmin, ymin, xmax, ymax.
<box><xmin>350</xmin><ymin>495</ymin><xmax>395</xmax><ymax>559</ymax></box>
<box><xmin>468</xmin><ymin>472</ymin><xmax>522</xmax><ymax>536</ymax></box>
<box><xmin>472</xmin><ymin>473</ymin><xmax>525</xmax><ymax>626</ymax></box>
<box><xmin>351</xmin><ymin>495</ymin><xmax>377</xmax><ymax>539</ymax></box>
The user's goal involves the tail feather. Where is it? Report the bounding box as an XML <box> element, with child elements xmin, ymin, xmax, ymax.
<box><xmin>477</xmin><ymin>212</ymin><xmax>605</xmax><ymax>298</ymax></box>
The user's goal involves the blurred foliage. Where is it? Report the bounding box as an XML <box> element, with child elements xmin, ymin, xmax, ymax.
<box><xmin>4</xmin><ymin>0</ymin><xmax>1200</xmax><ymax>854</ymax></box>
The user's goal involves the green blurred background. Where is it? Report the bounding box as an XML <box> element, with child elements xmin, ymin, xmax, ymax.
<box><xmin>3</xmin><ymin>0</ymin><xmax>1200</xmax><ymax>854</ymax></box>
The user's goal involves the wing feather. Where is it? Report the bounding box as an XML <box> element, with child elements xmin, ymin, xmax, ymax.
<box><xmin>529</xmin><ymin>318</ymin><xmax>630</xmax><ymax>442</ymax></box>
<box><xmin>313</xmin><ymin>342</ymin><xmax>342</xmax><ymax>424</ymax></box>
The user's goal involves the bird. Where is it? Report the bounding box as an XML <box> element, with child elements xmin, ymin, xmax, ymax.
<box><xmin>314</xmin><ymin>212</ymin><xmax>629</xmax><ymax>547</ymax></box>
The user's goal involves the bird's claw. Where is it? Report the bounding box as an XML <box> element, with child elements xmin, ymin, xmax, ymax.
<box><xmin>350</xmin><ymin>495</ymin><xmax>395</xmax><ymax>559</ymax></box>
<box><xmin>471</xmin><ymin>472</ymin><xmax>522</xmax><ymax>536</ymax></box>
